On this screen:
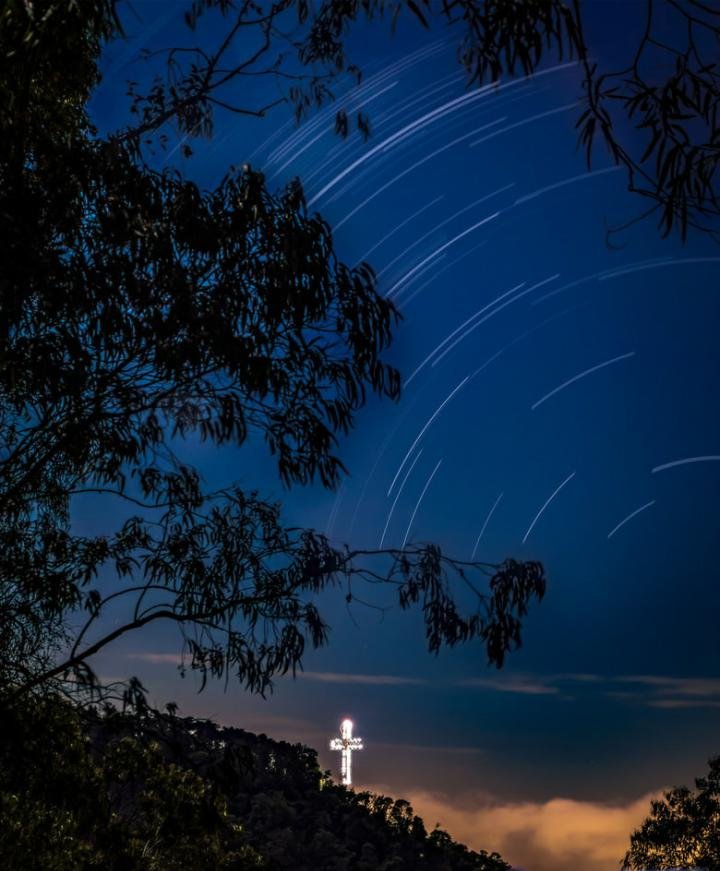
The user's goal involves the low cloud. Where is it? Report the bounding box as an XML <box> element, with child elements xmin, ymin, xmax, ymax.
<box><xmin>399</xmin><ymin>789</ymin><xmax>656</xmax><ymax>871</ymax></box>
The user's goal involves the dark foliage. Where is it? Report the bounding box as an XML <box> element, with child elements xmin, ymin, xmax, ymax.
<box><xmin>623</xmin><ymin>755</ymin><xmax>720</xmax><ymax>870</ymax></box>
<box><xmin>573</xmin><ymin>0</ymin><xmax>720</xmax><ymax>241</ymax></box>
<box><xmin>0</xmin><ymin>694</ymin><xmax>511</xmax><ymax>870</ymax></box>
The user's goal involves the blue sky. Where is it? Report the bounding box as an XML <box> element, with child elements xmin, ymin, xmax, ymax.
<box><xmin>84</xmin><ymin>3</ymin><xmax>720</xmax><ymax>868</ymax></box>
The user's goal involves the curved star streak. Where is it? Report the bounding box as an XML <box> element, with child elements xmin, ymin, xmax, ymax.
<box><xmin>333</xmin><ymin>116</ymin><xmax>508</xmax><ymax>230</ymax></box>
<box><xmin>377</xmin><ymin>185</ymin><xmax>514</xmax><ymax>282</ymax></box>
<box><xmin>598</xmin><ymin>257</ymin><xmax>720</xmax><ymax>281</ymax></box>
<box><xmin>531</xmin><ymin>352</ymin><xmax>636</xmax><ymax>411</ymax></box>
<box><xmin>353</xmin><ymin>195</ymin><xmax>444</xmax><ymax>266</ymax></box>
<box><xmin>607</xmin><ymin>501</ymin><xmax>656</xmax><ymax>540</ymax></box>
<box><xmin>385</xmin><ymin>212</ymin><xmax>501</xmax><ymax>299</ymax></box>
<box><xmin>401</xmin><ymin>459</ymin><xmax>443</xmax><ymax>548</ymax></box>
<box><xmin>387</xmin><ymin>376</ymin><xmax>470</xmax><ymax>496</ymax></box>
<box><xmin>404</xmin><ymin>281</ymin><xmax>526</xmax><ymax>387</ymax></box>
<box><xmin>430</xmin><ymin>274</ymin><xmax>560</xmax><ymax>369</ymax></box>
<box><xmin>401</xmin><ymin>240</ymin><xmax>489</xmax><ymax>308</ymax></box>
<box><xmin>308</xmin><ymin>83</ymin><xmax>499</xmax><ymax>206</ymax></box>
<box><xmin>522</xmin><ymin>472</ymin><xmax>576</xmax><ymax>544</ymax></box>
<box><xmin>471</xmin><ymin>492</ymin><xmax>504</xmax><ymax>559</ymax></box>
<box><xmin>514</xmin><ymin>166</ymin><xmax>622</xmax><ymax>206</ymax></box>
<box><xmin>269</xmin><ymin>80</ymin><xmax>400</xmax><ymax>179</ymax></box>
<box><xmin>379</xmin><ymin>448</ymin><xmax>424</xmax><ymax>548</ymax></box>
<box><xmin>652</xmin><ymin>456</ymin><xmax>720</xmax><ymax>473</ymax></box>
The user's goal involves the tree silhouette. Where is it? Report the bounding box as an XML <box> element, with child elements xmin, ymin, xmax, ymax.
<box><xmin>623</xmin><ymin>756</ymin><xmax>720</xmax><ymax>870</ymax></box>
<box><xmin>0</xmin><ymin>0</ymin><xmax>545</xmax><ymax>703</ymax></box>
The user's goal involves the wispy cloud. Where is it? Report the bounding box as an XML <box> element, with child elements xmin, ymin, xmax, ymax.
<box><xmin>458</xmin><ymin>675</ymin><xmax>561</xmax><ymax>695</ymax></box>
<box><xmin>460</xmin><ymin>671</ymin><xmax>720</xmax><ymax>710</ymax></box>
<box><xmin>300</xmin><ymin>671</ymin><xmax>427</xmax><ymax>686</ymax></box>
<box><xmin>551</xmin><ymin>672</ymin><xmax>605</xmax><ymax>683</ymax></box>
<box><xmin>457</xmin><ymin>672</ymin><xmax>606</xmax><ymax>696</ymax></box>
<box><xmin>613</xmin><ymin>675</ymin><xmax>720</xmax><ymax>710</ymax></box>
<box><xmin>126</xmin><ymin>652</ymin><xmax>183</xmax><ymax>665</ymax></box>
<box><xmin>618</xmin><ymin>674</ymin><xmax>720</xmax><ymax>697</ymax></box>
<box><xmin>372</xmin><ymin>741</ymin><xmax>486</xmax><ymax>757</ymax></box>
<box><xmin>646</xmin><ymin>698</ymin><xmax>720</xmax><ymax>710</ymax></box>
<box><xmin>124</xmin><ymin>659</ymin><xmax>426</xmax><ymax>688</ymax></box>
<box><xmin>122</xmin><ymin>657</ymin><xmax>720</xmax><ymax>711</ymax></box>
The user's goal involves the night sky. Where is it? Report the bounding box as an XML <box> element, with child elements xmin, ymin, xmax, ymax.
<box><xmin>83</xmin><ymin>3</ymin><xmax>720</xmax><ymax>869</ymax></box>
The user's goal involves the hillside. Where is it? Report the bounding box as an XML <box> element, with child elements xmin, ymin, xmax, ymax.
<box><xmin>0</xmin><ymin>695</ymin><xmax>509</xmax><ymax>870</ymax></box>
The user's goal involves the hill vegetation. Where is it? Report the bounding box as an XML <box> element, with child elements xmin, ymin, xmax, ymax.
<box><xmin>0</xmin><ymin>695</ymin><xmax>509</xmax><ymax>870</ymax></box>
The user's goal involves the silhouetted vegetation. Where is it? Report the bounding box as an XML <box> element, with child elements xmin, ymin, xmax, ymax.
<box><xmin>1</xmin><ymin>0</ymin><xmax>545</xmax><ymax>706</ymax></box>
<box><xmin>0</xmin><ymin>694</ymin><xmax>510</xmax><ymax>870</ymax></box>
<box><xmin>623</xmin><ymin>755</ymin><xmax>720</xmax><ymax>870</ymax></box>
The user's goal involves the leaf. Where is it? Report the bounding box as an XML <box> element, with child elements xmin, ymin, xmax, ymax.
<box><xmin>406</xmin><ymin>0</ymin><xmax>430</xmax><ymax>29</ymax></box>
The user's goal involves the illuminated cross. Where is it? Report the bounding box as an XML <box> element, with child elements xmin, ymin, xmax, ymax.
<box><xmin>330</xmin><ymin>718</ymin><xmax>363</xmax><ymax>786</ymax></box>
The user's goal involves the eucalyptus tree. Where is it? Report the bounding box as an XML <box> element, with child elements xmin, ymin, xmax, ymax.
<box><xmin>0</xmin><ymin>0</ymin><xmax>544</xmax><ymax>703</ymax></box>
<box><xmin>623</xmin><ymin>756</ymin><xmax>720</xmax><ymax>870</ymax></box>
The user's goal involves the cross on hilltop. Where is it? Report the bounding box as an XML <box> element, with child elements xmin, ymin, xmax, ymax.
<box><xmin>330</xmin><ymin>718</ymin><xmax>363</xmax><ymax>786</ymax></box>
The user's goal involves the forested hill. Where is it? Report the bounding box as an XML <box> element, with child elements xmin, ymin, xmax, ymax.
<box><xmin>0</xmin><ymin>696</ymin><xmax>509</xmax><ymax>870</ymax></box>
